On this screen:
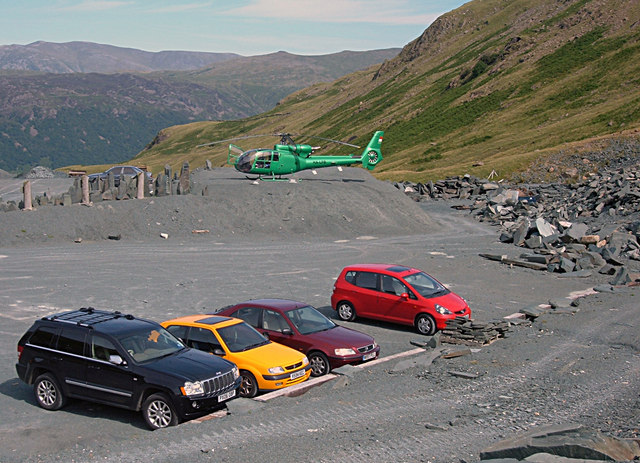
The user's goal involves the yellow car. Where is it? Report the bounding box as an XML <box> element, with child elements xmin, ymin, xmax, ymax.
<box><xmin>161</xmin><ymin>315</ymin><xmax>311</xmax><ymax>398</ymax></box>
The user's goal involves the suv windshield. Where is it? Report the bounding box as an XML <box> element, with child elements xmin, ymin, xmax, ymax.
<box><xmin>403</xmin><ymin>271</ymin><xmax>449</xmax><ymax>298</ymax></box>
<box><xmin>116</xmin><ymin>327</ymin><xmax>184</xmax><ymax>363</ymax></box>
<box><xmin>217</xmin><ymin>322</ymin><xmax>269</xmax><ymax>352</ymax></box>
<box><xmin>286</xmin><ymin>305</ymin><xmax>335</xmax><ymax>335</ymax></box>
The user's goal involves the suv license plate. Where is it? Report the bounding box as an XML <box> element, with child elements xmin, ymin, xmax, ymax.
<box><xmin>218</xmin><ymin>389</ymin><xmax>236</xmax><ymax>402</ymax></box>
<box><xmin>290</xmin><ymin>369</ymin><xmax>305</xmax><ymax>380</ymax></box>
<box><xmin>362</xmin><ymin>352</ymin><xmax>376</xmax><ymax>361</ymax></box>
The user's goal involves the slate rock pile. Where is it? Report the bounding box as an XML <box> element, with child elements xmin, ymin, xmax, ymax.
<box><xmin>395</xmin><ymin>163</ymin><xmax>640</xmax><ymax>282</ymax></box>
<box><xmin>440</xmin><ymin>316</ymin><xmax>513</xmax><ymax>346</ymax></box>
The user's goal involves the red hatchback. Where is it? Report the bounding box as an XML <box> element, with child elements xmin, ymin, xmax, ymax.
<box><xmin>331</xmin><ymin>264</ymin><xmax>471</xmax><ymax>336</ymax></box>
<box><xmin>215</xmin><ymin>299</ymin><xmax>380</xmax><ymax>376</ymax></box>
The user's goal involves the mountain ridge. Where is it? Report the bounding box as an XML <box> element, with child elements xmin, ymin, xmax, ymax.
<box><xmin>0</xmin><ymin>44</ymin><xmax>400</xmax><ymax>173</ymax></box>
<box><xmin>0</xmin><ymin>41</ymin><xmax>241</xmax><ymax>73</ymax></box>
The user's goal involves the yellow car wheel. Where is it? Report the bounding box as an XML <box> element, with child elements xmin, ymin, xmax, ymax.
<box><xmin>239</xmin><ymin>371</ymin><xmax>258</xmax><ymax>398</ymax></box>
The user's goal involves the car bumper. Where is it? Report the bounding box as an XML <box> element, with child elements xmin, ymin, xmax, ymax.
<box><xmin>15</xmin><ymin>363</ymin><xmax>27</xmax><ymax>383</ymax></box>
<box><xmin>174</xmin><ymin>378</ymin><xmax>241</xmax><ymax>419</ymax></box>
<box><xmin>327</xmin><ymin>345</ymin><xmax>381</xmax><ymax>369</ymax></box>
<box><xmin>435</xmin><ymin>309</ymin><xmax>471</xmax><ymax>329</ymax></box>
<box><xmin>260</xmin><ymin>366</ymin><xmax>311</xmax><ymax>390</ymax></box>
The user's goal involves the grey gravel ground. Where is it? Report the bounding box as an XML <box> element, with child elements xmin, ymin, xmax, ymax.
<box><xmin>0</xmin><ymin>167</ymin><xmax>637</xmax><ymax>463</ymax></box>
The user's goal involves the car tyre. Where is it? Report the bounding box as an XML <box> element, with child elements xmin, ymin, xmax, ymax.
<box><xmin>416</xmin><ymin>313</ymin><xmax>437</xmax><ymax>336</ymax></box>
<box><xmin>239</xmin><ymin>371</ymin><xmax>258</xmax><ymax>398</ymax></box>
<box><xmin>309</xmin><ymin>351</ymin><xmax>330</xmax><ymax>377</ymax></box>
<box><xmin>34</xmin><ymin>373</ymin><xmax>66</xmax><ymax>411</ymax></box>
<box><xmin>336</xmin><ymin>301</ymin><xmax>356</xmax><ymax>322</ymax></box>
<box><xmin>142</xmin><ymin>393</ymin><xmax>178</xmax><ymax>430</ymax></box>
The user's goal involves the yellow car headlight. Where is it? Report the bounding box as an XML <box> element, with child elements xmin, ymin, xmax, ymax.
<box><xmin>268</xmin><ymin>366</ymin><xmax>285</xmax><ymax>374</ymax></box>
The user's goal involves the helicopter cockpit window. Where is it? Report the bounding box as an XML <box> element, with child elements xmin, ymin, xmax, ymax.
<box><xmin>254</xmin><ymin>151</ymin><xmax>272</xmax><ymax>169</ymax></box>
<box><xmin>236</xmin><ymin>150</ymin><xmax>258</xmax><ymax>173</ymax></box>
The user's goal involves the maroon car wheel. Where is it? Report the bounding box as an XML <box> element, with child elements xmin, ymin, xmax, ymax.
<box><xmin>308</xmin><ymin>351</ymin><xmax>330</xmax><ymax>376</ymax></box>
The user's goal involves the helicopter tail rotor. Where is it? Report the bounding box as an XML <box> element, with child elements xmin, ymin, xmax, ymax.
<box><xmin>361</xmin><ymin>131</ymin><xmax>384</xmax><ymax>171</ymax></box>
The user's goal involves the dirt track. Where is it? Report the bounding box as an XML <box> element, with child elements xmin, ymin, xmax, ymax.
<box><xmin>0</xmin><ymin>167</ymin><xmax>637</xmax><ymax>462</ymax></box>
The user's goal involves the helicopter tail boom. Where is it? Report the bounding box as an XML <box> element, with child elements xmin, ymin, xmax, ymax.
<box><xmin>361</xmin><ymin>131</ymin><xmax>384</xmax><ymax>170</ymax></box>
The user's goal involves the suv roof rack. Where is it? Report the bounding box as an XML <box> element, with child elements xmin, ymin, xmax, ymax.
<box><xmin>44</xmin><ymin>307</ymin><xmax>136</xmax><ymax>328</ymax></box>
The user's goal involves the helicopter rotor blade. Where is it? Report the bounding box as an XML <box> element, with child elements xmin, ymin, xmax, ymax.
<box><xmin>303</xmin><ymin>135</ymin><xmax>360</xmax><ymax>148</ymax></box>
<box><xmin>196</xmin><ymin>134</ymin><xmax>276</xmax><ymax>148</ymax></box>
<box><xmin>197</xmin><ymin>132</ymin><xmax>360</xmax><ymax>149</ymax></box>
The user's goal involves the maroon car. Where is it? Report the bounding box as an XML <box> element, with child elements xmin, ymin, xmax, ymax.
<box><xmin>215</xmin><ymin>299</ymin><xmax>380</xmax><ymax>376</ymax></box>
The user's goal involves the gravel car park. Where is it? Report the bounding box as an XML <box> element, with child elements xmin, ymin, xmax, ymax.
<box><xmin>0</xmin><ymin>167</ymin><xmax>637</xmax><ymax>462</ymax></box>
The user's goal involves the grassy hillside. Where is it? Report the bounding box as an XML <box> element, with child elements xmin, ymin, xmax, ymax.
<box><xmin>123</xmin><ymin>0</ymin><xmax>640</xmax><ymax>182</ymax></box>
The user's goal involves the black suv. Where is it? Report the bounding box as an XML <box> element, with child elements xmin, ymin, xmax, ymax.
<box><xmin>16</xmin><ymin>308</ymin><xmax>241</xmax><ymax>430</ymax></box>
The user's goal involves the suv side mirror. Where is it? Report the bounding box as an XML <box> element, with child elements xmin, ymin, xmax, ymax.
<box><xmin>109</xmin><ymin>354</ymin><xmax>126</xmax><ymax>365</ymax></box>
<box><xmin>212</xmin><ymin>347</ymin><xmax>225</xmax><ymax>356</ymax></box>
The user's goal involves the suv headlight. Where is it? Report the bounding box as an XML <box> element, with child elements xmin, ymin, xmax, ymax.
<box><xmin>435</xmin><ymin>304</ymin><xmax>452</xmax><ymax>315</ymax></box>
<box><xmin>181</xmin><ymin>381</ymin><xmax>204</xmax><ymax>397</ymax></box>
<box><xmin>268</xmin><ymin>366</ymin><xmax>285</xmax><ymax>374</ymax></box>
<box><xmin>334</xmin><ymin>348</ymin><xmax>356</xmax><ymax>356</ymax></box>
<box><xmin>232</xmin><ymin>366</ymin><xmax>239</xmax><ymax>379</ymax></box>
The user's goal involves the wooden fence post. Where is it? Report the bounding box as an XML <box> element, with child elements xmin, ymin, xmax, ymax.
<box><xmin>136</xmin><ymin>172</ymin><xmax>144</xmax><ymax>199</ymax></box>
<box><xmin>81</xmin><ymin>175</ymin><xmax>90</xmax><ymax>205</ymax></box>
<box><xmin>22</xmin><ymin>180</ymin><xmax>32</xmax><ymax>210</ymax></box>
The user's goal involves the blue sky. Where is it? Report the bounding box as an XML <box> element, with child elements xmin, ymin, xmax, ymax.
<box><xmin>1</xmin><ymin>0</ymin><xmax>468</xmax><ymax>56</ymax></box>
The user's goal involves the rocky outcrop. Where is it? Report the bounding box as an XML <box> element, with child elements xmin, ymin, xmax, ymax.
<box><xmin>395</xmin><ymin>163</ymin><xmax>640</xmax><ymax>283</ymax></box>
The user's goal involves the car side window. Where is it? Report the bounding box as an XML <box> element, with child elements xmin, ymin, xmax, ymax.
<box><xmin>381</xmin><ymin>275</ymin><xmax>408</xmax><ymax>296</ymax></box>
<box><xmin>58</xmin><ymin>327</ymin><xmax>86</xmax><ymax>356</ymax></box>
<box><xmin>262</xmin><ymin>310</ymin><xmax>288</xmax><ymax>333</ymax></box>
<box><xmin>188</xmin><ymin>327</ymin><xmax>222</xmax><ymax>353</ymax></box>
<box><xmin>91</xmin><ymin>335</ymin><xmax>119</xmax><ymax>361</ymax></box>
<box><xmin>28</xmin><ymin>326</ymin><xmax>59</xmax><ymax>348</ymax></box>
<box><xmin>344</xmin><ymin>270</ymin><xmax>356</xmax><ymax>284</ymax></box>
<box><xmin>232</xmin><ymin>307</ymin><xmax>261</xmax><ymax>328</ymax></box>
<box><xmin>354</xmin><ymin>271</ymin><xmax>378</xmax><ymax>290</ymax></box>
<box><xmin>165</xmin><ymin>325</ymin><xmax>189</xmax><ymax>343</ymax></box>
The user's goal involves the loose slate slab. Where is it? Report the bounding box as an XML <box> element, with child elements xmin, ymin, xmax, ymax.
<box><xmin>480</xmin><ymin>424</ymin><xmax>640</xmax><ymax>461</ymax></box>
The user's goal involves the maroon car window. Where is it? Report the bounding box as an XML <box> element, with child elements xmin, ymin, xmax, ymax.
<box><xmin>263</xmin><ymin>310</ymin><xmax>288</xmax><ymax>332</ymax></box>
<box><xmin>232</xmin><ymin>307</ymin><xmax>261</xmax><ymax>327</ymax></box>
<box><xmin>285</xmin><ymin>305</ymin><xmax>335</xmax><ymax>335</ymax></box>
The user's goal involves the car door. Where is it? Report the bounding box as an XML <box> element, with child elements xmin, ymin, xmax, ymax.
<box><xmin>351</xmin><ymin>271</ymin><xmax>381</xmax><ymax>318</ymax></box>
<box><xmin>85</xmin><ymin>333</ymin><xmax>136</xmax><ymax>407</ymax></box>
<box><xmin>55</xmin><ymin>326</ymin><xmax>89</xmax><ymax>398</ymax></box>
<box><xmin>259</xmin><ymin>309</ymin><xmax>299</xmax><ymax>350</ymax></box>
<box><xmin>376</xmin><ymin>274</ymin><xmax>416</xmax><ymax>324</ymax></box>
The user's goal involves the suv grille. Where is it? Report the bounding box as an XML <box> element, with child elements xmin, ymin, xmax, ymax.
<box><xmin>357</xmin><ymin>344</ymin><xmax>375</xmax><ymax>354</ymax></box>
<box><xmin>202</xmin><ymin>370</ymin><xmax>236</xmax><ymax>395</ymax></box>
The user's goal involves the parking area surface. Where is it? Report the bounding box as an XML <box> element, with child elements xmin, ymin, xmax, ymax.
<box><xmin>1</xmin><ymin>203</ymin><xmax>635</xmax><ymax>462</ymax></box>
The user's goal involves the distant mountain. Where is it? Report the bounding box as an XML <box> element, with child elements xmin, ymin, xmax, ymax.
<box><xmin>0</xmin><ymin>41</ymin><xmax>240</xmax><ymax>73</ymax></box>
<box><xmin>135</xmin><ymin>0</ymin><xmax>640</xmax><ymax>183</ymax></box>
<box><xmin>0</xmin><ymin>44</ymin><xmax>400</xmax><ymax>173</ymax></box>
